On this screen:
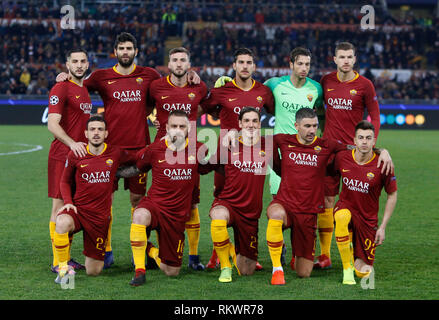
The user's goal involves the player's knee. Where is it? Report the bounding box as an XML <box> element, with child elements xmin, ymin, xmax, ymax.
<box><xmin>86</xmin><ymin>266</ymin><xmax>103</xmax><ymax>276</ymax></box>
<box><xmin>209</xmin><ymin>206</ymin><xmax>229</xmax><ymax>221</ymax></box>
<box><xmin>267</xmin><ymin>204</ymin><xmax>285</xmax><ymax>221</ymax></box>
<box><xmin>334</xmin><ymin>209</ymin><xmax>351</xmax><ymax>227</ymax></box>
<box><xmin>55</xmin><ymin>214</ymin><xmax>73</xmax><ymax>233</ymax></box>
<box><xmin>132</xmin><ymin>208</ymin><xmax>151</xmax><ymax>226</ymax></box>
<box><xmin>296</xmin><ymin>269</ymin><xmax>312</xmax><ymax>278</ymax></box>
<box><xmin>163</xmin><ymin>267</ymin><xmax>180</xmax><ymax>277</ymax></box>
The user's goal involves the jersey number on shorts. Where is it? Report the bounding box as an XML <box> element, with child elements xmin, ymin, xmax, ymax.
<box><xmin>364</xmin><ymin>238</ymin><xmax>376</xmax><ymax>260</ymax></box>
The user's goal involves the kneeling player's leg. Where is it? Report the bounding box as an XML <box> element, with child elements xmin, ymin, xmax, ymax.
<box><xmin>334</xmin><ymin>209</ymin><xmax>354</xmax><ymax>271</ymax></box>
<box><xmin>130</xmin><ymin>208</ymin><xmax>151</xmax><ymax>272</ymax></box>
<box><xmin>50</xmin><ymin>198</ymin><xmax>64</xmax><ymax>268</ymax></box>
<box><xmin>210</xmin><ymin>206</ymin><xmax>231</xmax><ymax>271</ymax></box>
<box><xmin>266</xmin><ymin>203</ymin><xmax>287</xmax><ymax>271</ymax></box>
<box><xmin>54</xmin><ymin>213</ymin><xmax>75</xmax><ymax>274</ymax></box>
<box><xmin>85</xmin><ymin>256</ymin><xmax>104</xmax><ymax>276</ymax></box>
<box><xmin>292</xmin><ymin>213</ymin><xmax>317</xmax><ymax>278</ymax></box>
<box><xmin>236</xmin><ymin>254</ymin><xmax>257</xmax><ymax>276</ymax></box>
<box><xmin>354</xmin><ymin>259</ymin><xmax>373</xmax><ymax>278</ymax></box>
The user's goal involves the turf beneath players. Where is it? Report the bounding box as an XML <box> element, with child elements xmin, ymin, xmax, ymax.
<box><xmin>0</xmin><ymin>125</ymin><xmax>438</xmax><ymax>300</ymax></box>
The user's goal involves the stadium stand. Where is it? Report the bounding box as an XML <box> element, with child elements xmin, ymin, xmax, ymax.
<box><xmin>0</xmin><ymin>0</ymin><xmax>437</xmax><ymax>102</ymax></box>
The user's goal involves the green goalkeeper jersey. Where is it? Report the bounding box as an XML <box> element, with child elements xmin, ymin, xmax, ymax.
<box><xmin>264</xmin><ymin>75</ymin><xmax>323</xmax><ymax>134</ymax></box>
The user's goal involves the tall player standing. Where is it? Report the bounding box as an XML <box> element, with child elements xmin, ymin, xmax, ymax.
<box><xmin>47</xmin><ymin>48</ymin><xmax>92</xmax><ymax>273</ymax></box>
<box><xmin>149</xmin><ymin>47</ymin><xmax>208</xmax><ymax>270</ymax></box>
<box><xmin>314</xmin><ymin>42</ymin><xmax>388</xmax><ymax>270</ymax></box>
<box><xmin>201</xmin><ymin>48</ymin><xmax>275</xmax><ymax>269</ymax></box>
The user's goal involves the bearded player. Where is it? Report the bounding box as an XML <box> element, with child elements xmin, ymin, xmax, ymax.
<box><xmin>128</xmin><ymin>110</ymin><xmax>209</xmax><ymax>286</ymax></box>
<box><xmin>47</xmin><ymin>48</ymin><xmax>92</xmax><ymax>274</ymax></box>
<box><xmin>149</xmin><ymin>47</ymin><xmax>208</xmax><ymax>271</ymax></box>
<box><xmin>314</xmin><ymin>42</ymin><xmax>388</xmax><ymax>270</ymax></box>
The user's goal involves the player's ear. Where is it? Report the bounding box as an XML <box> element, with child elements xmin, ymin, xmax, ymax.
<box><xmin>239</xmin><ymin>120</ymin><xmax>243</xmax><ymax>129</ymax></box>
<box><xmin>104</xmin><ymin>130</ymin><xmax>108</xmax><ymax>139</ymax></box>
<box><xmin>135</xmin><ymin>48</ymin><xmax>138</xmax><ymax>57</ymax></box>
<box><xmin>289</xmin><ymin>61</ymin><xmax>294</xmax><ymax>70</ymax></box>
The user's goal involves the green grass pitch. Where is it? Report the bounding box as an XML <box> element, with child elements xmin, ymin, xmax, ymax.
<box><xmin>0</xmin><ymin>125</ymin><xmax>438</xmax><ymax>300</ymax></box>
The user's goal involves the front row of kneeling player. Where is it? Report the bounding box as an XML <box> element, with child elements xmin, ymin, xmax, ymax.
<box><xmin>53</xmin><ymin>107</ymin><xmax>396</xmax><ymax>287</ymax></box>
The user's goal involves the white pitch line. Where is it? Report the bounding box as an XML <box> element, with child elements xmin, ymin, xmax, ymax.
<box><xmin>0</xmin><ymin>142</ymin><xmax>43</xmax><ymax>156</ymax></box>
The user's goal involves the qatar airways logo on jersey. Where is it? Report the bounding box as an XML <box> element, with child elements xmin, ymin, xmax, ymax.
<box><xmin>233</xmin><ymin>106</ymin><xmax>261</xmax><ymax>115</ymax></box>
<box><xmin>163</xmin><ymin>103</ymin><xmax>192</xmax><ymax>114</ymax></box>
<box><xmin>81</xmin><ymin>171</ymin><xmax>111</xmax><ymax>183</ymax></box>
<box><xmin>342</xmin><ymin>177</ymin><xmax>369</xmax><ymax>193</ymax></box>
<box><xmin>289</xmin><ymin>152</ymin><xmax>318</xmax><ymax>167</ymax></box>
<box><xmin>80</xmin><ymin>103</ymin><xmax>92</xmax><ymax>114</ymax></box>
<box><xmin>327</xmin><ymin>98</ymin><xmax>353</xmax><ymax>110</ymax></box>
<box><xmin>233</xmin><ymin>160</ymin><xmax>264</xmax><ymax>174</ymax></box>
<box><xmin>163</xmin><ymin>168</ymin><xmax>193</xmax><ymax>180</ymax></box>
<box><xmin>113</xmin><ymin>90</ymin><xmax>142</xmax><ymax>102</ymax></box>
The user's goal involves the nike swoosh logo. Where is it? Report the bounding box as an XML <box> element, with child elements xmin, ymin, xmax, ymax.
<box><xmin>75</xmin><ymin>95</ymin><xmax>80</xmax><ymax>99</ymax></box>
<box><xmin>342</xmin><ymin>169</ymin><xmax>350</xmax><ymax>172</ymax></box>
<box><xmin>288</xmin><ymin>145</ymin><xmax>296</xmax><ymax>148</ymax></box>
<box><xmin>161</xmin><ymin>96</ymin><xmax>169</xmax><ymax>100</ymax></box>
<box><xmin>158</xmin><ymin>159</ymin><xmax>166</xmax><ymax>163</ymax></box>
<box><xmin>327</xmin><ymin>88</ymin><xmax>335</xmax><ymax>91</ymax></box>
<box><xmin>108</xmin><ymin>80</ymin><xmax>116</xmax><ymax>84</ymax></box>
<box><xmin>80</xmin><ymin>164</ymin><xmax>88</xmax><ymax>168</ymax></box>
<box><xmin>228</xmin><ymin>98</ymin><xmax>237</xmax><ymax>102</ymax></box>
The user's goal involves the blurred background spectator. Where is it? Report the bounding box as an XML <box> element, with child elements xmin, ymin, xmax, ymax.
<box><xmin>0</xmin><ymin>0</ymin><xmax>437</xmax><ymax>102</ymax></box>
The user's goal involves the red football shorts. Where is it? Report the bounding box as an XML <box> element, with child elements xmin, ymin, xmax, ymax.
<box><xmin>335</xmin><ymin>205</ymin><xmax>378</xmax><ymax>266</ymax></box>
<box><xmin>58</xmin><ymin>209</ymin><xmax>111</xmax><ymax>261</ymax></box>
<box><xmin>213</xmin><ymin>171</ymin><xmax>225</xmax><ymax>198</ymax></box>
<box><xmin>212</xmin><ymin>199</ymin><xmax>259</xmax><ymax>261</ymax></box>
<box><xmin>137</xmin><ymin>197</ymin><xmax>186</xmax><ymax>267</ymax></box>
<box><xmin>270</xmin><ymin>199</ymin><xmax>317</xmax><ymax>261</ymax></box>
<box><xmin>48</xmin><ymin>157</ymin><xmax>66</xmax><ymax>199</ymax></box>
<box><xmin>324</xmin><ymin>153</ymin><xmax>340</xmax><ymax>197</ymax></box>
<box><xmin>113</xmin><ymin>148</ymin><xmax>148</xmax><ymax>195</ymax></box>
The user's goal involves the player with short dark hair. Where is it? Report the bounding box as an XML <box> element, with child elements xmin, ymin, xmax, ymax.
<box><xmin>333</xmin><ymin>120</ymin><xmax>397</xmax><ymax>285</ymax></box>
<box><xmin>315</xmin><ymin>41</ymin><xmax>384</xmax><ymax>270</ymax></box>
<box><xmin>201</xmin><ymin>47</ymin><xmax>274</xmax><ymax>270</ymax></box>
<box><xmin>47</xmin><ymin>48</ymin><xmax>92</xmax><ymax>273</ymax></box>
<box><xmin>206</xmin><ymin>107</ymin><xmax>273</xmax><ymax>282</ymax></box>
<box><xmin>53</xmin><ymin>116</ymin><xmax>135</xmax><ymax>283</ymax></box>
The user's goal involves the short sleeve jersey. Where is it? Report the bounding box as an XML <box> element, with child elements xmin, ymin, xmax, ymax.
<box><xmin>201</xmin><ymin>79</ymin><xmax>274</xmax><ymax>133</ymax></box>
<box><xmin>48</xmin><ymin>80</ymin><xmax>92</xmax><ymax>161</ymax></box>
<box><xmin>150</xmin><ymin>75</ymin><xmax>208</xmax><ymax>140</ymax></box>
<box><xmin>264</xmin><ymin>76</ymin><xmax>323</xmax><ymax>135</ymax></box>
<box><xmin>321</xmin><ymin>71</ymin><xmax>380</xmax><ymax>145</ymax></box>
<box><xmin>334</xmin><ymin>150</ymin><xmax>397</xmax><ymax>228</ymax></box>
<box><xmin>136</xmin><ymin>139</ymin><xmax>207</xmax><ymax>222</ymax></box>
<box><xmin>274</xmin><ymin>134</ymin><xmax>346</xmax><ymax>214</ymax></box>
<box><xmin>84</xmin><ymin>64</ymin><xmax>161</xmax><ymax>149</ymax></box>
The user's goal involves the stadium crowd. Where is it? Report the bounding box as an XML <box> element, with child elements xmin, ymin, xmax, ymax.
<box><xmin>0</xmin><ymin>1</ymin><xmax>437</xmax><ymax>101</ymax></box>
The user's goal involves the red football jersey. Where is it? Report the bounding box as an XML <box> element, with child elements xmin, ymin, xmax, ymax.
<box><xmin>84</xmin><ymin>64</ymin><xmax>161</xmax><ymax>149</ymax></box>
<box><xmin>150</xmin><ymin>75</ymin><xmax>208</xmax><ymax>141</ymax></box>
<box><xmin>48</xmin><ymin>80</ymin><xmax>92</xmax><ymax>161</ymax></box>
<box><xmin>274</xmin><ymin>134</ymin><xmax>346</xmax><ymax>214</ymax></box>
<box><xmin>60</xmin><ymin>144</ymin><xmax>134</xmax><ymax>223</ymax></box>
<box><xmin>209</xmin><ymin>136</ymin><xmax>272</xmax><ymax>219</ymax></box>
<box><xmin>321</xmin><ymin>71</ymin><xmax>380</xmax><ymax>145</ymax></box>
<box><xmin>136</xmin><ymin>139</ymin><xmax>207</xmax><ymax>222</ymax></box>
<box><xmin>334</xmin><ymin>150</ymin><xmax>397</xmax><ymax>228</ymax></box>
<box><xmin>201</xmin><ymin>79</ymin><xmax>274</xmax><ymax>133</ymax></box>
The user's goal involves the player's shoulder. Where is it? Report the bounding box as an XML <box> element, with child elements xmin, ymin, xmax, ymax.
<box><xmin>264</xmin><ymin>75</ymin><xmax>289</xmax><ymax>90</ymax></box>
<box><xmin>320</xmin><ymin>71</ymin><xmax>336</xmax><ymax>83</ymax></box>
<box><xmin>135</xmin><ymin>65</ymin><xmax>161</xmax><ymax>78</ymax></box>
<box><xmin>49</xmin><ymin>81</ymin><xmax>70</xmax><ymax>94</ymax></box>
<box><xmin>357</xmin><ymin>74</ymin><xmax>375</xmax><ymax>88</ymax></box>
<box><xmin>306</xmin><ymin>77</ymin><xmax>322</xmax><ymax>90</ymax></box>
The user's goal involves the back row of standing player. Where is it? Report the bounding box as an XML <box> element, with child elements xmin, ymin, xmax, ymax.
<box><xmin>47</xmin><ymin>32</ymin><xmax>392</xmax><ymax>284</ymax></box>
